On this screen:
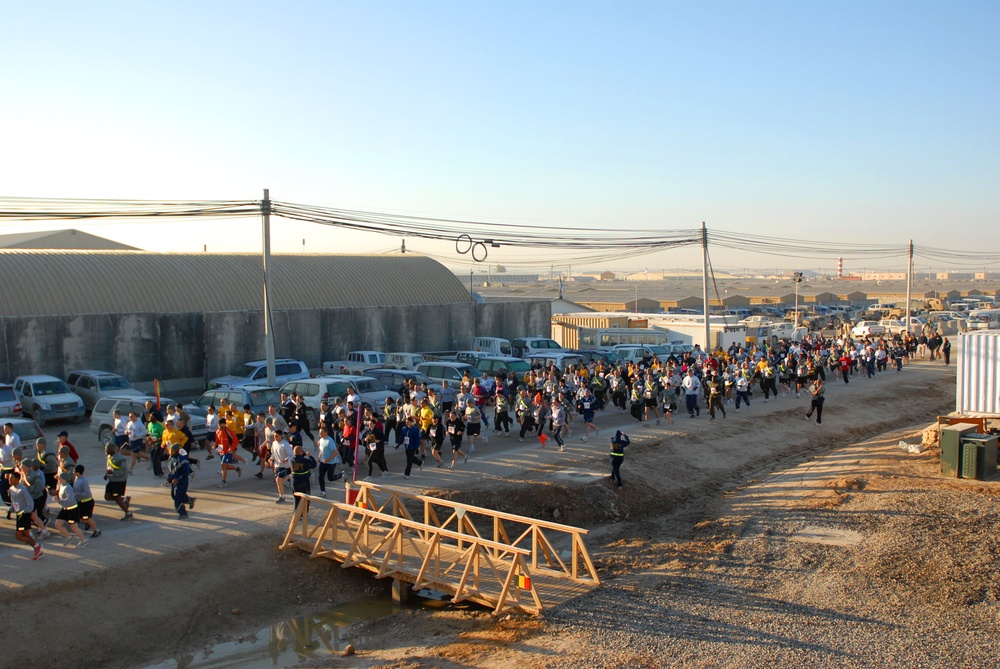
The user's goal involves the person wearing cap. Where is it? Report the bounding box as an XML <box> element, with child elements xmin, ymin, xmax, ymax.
<box><xmin>240</xmin><ymin>404</ymin><xmax>258</xmax><ymax>457</ymax></box>
<box><xmin>55</xmin><ymin>431</ymin><xmax>80</xmax><ymax>462</ymax></box>
<box><xmin>35</xmin><ymin>437</ymin><xmax>58</xmax><ymax>495</ymax></box>
<box><xmin>609</xmin><ymin>430</ymin><xmax>631</xmax><ymax>489</ymax></box>
<box><xmin>289</xmin><ymin>444</ymin><xmax>316</xmax><ymax>509</ymax></box>
<box><xmin>166</xmin><ymin>444</ymin><xmax>194</xmax><ymax>519</ymax></box>
<box><xmin>56</xmin><ymin>445</ymin><xmax>77</xmax><ymax>482</ymax></box>
<box><xmin>104</xmin><ymin>442</ymin><xmax>133</xmax><ymax>521</ymax></box>
<box><xmin>9</xmin><ymin>470</ymin><xmax>44</xmax><ymax>560</ymax></box>
<box><xmin>53</xmin><ymin>471</ymin><xmax>88</xmax><ymax>547</ymax></box>
<box><xmin>22</xmin><ymin>457</ymin><xmax>50</xmax><ymax>535</ymax></box>
<box><xmin>72</xmin><ymin>465</ymin><xmax>101</xmax><ymax>538</ymax></box>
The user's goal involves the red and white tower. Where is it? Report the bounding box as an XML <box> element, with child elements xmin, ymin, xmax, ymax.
<box><xmin>837</xmin><ymin>257</ymin><xmax>843</xmax><ymax>279</ymax></box>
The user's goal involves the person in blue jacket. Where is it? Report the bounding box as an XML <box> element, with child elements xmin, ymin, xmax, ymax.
<box><xmin>609</xmin><ymin>430</ymin><xmax>631</xmax><ymax>489</ymax></box>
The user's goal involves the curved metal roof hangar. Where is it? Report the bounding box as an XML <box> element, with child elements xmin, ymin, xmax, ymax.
<box><xmin>0</xmin><ymin>251</ymin><xmax>472</xmax><ymax>318</ymax></box>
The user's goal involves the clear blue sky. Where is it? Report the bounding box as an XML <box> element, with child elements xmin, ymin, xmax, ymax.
<box><xmin>1</xmin><ymin>1</ymin><xmax>997</xmax><ymax>273</ymax></box>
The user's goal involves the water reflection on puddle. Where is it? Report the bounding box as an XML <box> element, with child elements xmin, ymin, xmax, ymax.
<box><xmin>144</xmin><ymin>597</ymin><xmax>399</xmax><ymax>669</ymax></box>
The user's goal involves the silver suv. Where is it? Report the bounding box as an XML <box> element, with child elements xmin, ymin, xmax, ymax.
<box><xmin>90</xmin><ymin>395</ymin><xmax>208</xmax><ymax>445</ymax></box>
<box><xmin>281</xmin><ymin>376</ymin><xmax>400</xmax><ymax>421</ymax></box>
<box><xmin>66</xmin><ymin>370</ymin><xmax>143</xmax><ymax>411</ymax></box>
<box><xmin>208</xmin><ymin>359</ymin><xmax>310</xmax><ymax>390</ymax></box>
<box><xmin>13</xmin><ymin>375</ymin><xmax>86</xmax><ymax>427</ymax></box>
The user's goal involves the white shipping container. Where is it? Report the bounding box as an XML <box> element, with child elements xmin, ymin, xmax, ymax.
<box><xmin>957</xmin><ymin>330</ymin><xmax>1000</xmax><ymax>415</ymax></box>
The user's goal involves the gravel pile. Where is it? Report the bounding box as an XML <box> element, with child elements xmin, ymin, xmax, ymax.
<box><xmin>543</xmin><ymin>468</ymin><xmax>1000</xmax><ymax>668</ymax></box>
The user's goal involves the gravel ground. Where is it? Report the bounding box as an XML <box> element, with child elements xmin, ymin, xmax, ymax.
<box><xmin>541</xmin><ymin>434</ymin><xmax>1000</xmax><ymax>669</ymax></box>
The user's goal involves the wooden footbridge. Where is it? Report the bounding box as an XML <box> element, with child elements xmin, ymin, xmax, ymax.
<box><xmin>279</xmin><ymin>482</ymin><xmax>600</xmax><ymax>615</ymax></box>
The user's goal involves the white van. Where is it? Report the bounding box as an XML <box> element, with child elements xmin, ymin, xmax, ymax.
<box><xmin>471</xmin><ymin>337</ymin><xmax>513</xmax><ymax>357</ymax></box>
<box><xmin>512</xmin><ymin>337</ymin><xmax>563</xmax><ymax>358</ymax></box>
<box><xmin>385</xmin><ymin>353</ymin><xmax>426</xmax><ymax>370</ymax></box>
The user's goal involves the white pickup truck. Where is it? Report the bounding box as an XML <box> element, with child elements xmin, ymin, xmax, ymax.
<box><xmin>321</xmin><ymin>351</ymin><xmax>386</xmax><ymax>375</ymax></box>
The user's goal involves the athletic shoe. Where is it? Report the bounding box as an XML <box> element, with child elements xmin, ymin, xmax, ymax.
<box><xmin>122</xmin><ymin>512</ymin><xmax>134</xmax><ymax>521</ymax></box>
<box><xmin>582</xmin><ymin>436</ymin><xmax>588</xmax><ymax>442</ymax></box>
<box><xmin>381</xmin><ymin>471</ymin><xmax>389</xmax><ymax>478</ymax></box>
<box><xmin>188</xmin><ymin>498</ymin><xmax>196</xmax><ymax>510</ymax></box>
<box><xmin>39</xmin><ymin>529</ymin><xmax>52</xmax><ymax>540</ymax></box>
<box><xmin>404</xmin><ymin>475</ymin><xmax>410</xmax><ymax>479</ymax></box>
<box><xmin>236</xmin><ymin>467</ymin><xmax>242</xmax><ymax>477</ymax></box>
<box><xmin>91</xmin><ymin>530</ymin><xmax>102</xmax><ymax>538</ymax></box>
<box><xmin>364</xmin><ymin>476</ymin><xmax>372</xmax><ymax>482</ymax></box>
<box><xmin>275</xmin><ymin>496</ymin><xmax>285</xmax><ymax>503</ymax></box>
<box><xmin>595</xmin><ymin>427</ymin><xmax>601</xmax><ymax>436</ymax></box>
<box><xmin>448</xmin><ymin>466</ymin><xmax>454</xmax><ymax>471</ymax></box>
<box><xmin>469</xmin><ymin>444</ymin><xmax>476</xmax><ymax>453</ymax></box>
<box><xmin>216</xmin><ymin>481</ymin><xmax>228</xmax><ymax>488</ymax></box>
<box><xmin>317</xmin><ymin>490</ymin><xmax>327</xmax><ymax>497</ymax></box>
<box><xmin>437</xmin><ymin>462</ymin><xmax>444</xmax><ymax>468</ymax></box>
<box><xmin>483</xmin><ymin>436</ymin><xmax>489</xmax><ymax>445</ymax></box>
<box><xmin>77</xmin><ymin>540</ymin><xmax>89</xmax><ymax>548</ymax></box>
<box><xmin>518</xmin><ymin>438</ymin><xmax>524</xmax><ymax>443</ymax></box>
<box><xmin>463</xmin><ymin>454</ymin><xmax>469</xmax><ymax>464</ymax></box>
<box><xmin>160</xmin><ymin>481</ymin><xmax>170</xmax><ymax>487</ymax></box>
<box><xmin>33</xmin><ymin>545</ymin><xmax>43</xmax><ymax>560</ymax></box>
<box><xmin>254</xmin><ymin>472</ymin><xmax>263</xmax><ymax>479</ymax></box>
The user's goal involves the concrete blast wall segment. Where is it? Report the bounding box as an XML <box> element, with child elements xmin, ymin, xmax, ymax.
<box><xmin>0</xmin><ymin>301</ymin><xmax>551</xmax><ymax>385</ymax></box>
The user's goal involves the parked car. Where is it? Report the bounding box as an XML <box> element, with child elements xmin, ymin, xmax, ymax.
<box><xmin>524</xmin><ymin>351</ymin><xmax>586</xmax><ymax>371</ymax></box>
<box><xmin>415</xmin><ymin>362</ymin><xmax>491</xmax><ymax>391</ymax></box>
<box><xmin>570</xmin><ymin>349</ymin><xmax>621</xmax><ymax>366</ymax></box>
<box><xmin>0</xmin><ymin>383</ymin><xmax>22</xmax><ymax>419</ymax></box>
<box><xmin>12</xmin><ymin>375</ymin><xmax>86</xmax><ymax>427</ymax></box>
<box><xmin>282</xmin><ymin>376</ymin><xmax>400</xmax><ymax>419</ymax></box>
<box><xmin>4</xmin><ymin>417</ymin><xmax>44</xmax><ymax>442</ymax></box>
<box><xmin>383</xmin><ymin>353</ymin><xmax>426</xmax><ymax>370</ymax></box>
<box><xmin>365</xmin><ymin>369</ymin><xmax>443</xmax><ymax>395</ymax></box>
<box><xmin>511</xmin><ymin>337</ymin><xmax>563</xmax><ymax>358</ymax></box>
<box><xmin>66</xmin><ymin>370</ymin><xmax>143</xmax><ymax>411</ymax></box>
<box><xmin>879</xmin><ymin>319</ymin><xmax>908</xmax><ymax>336</ymax></box>
<box><xmin>207</xmin><ymin>359</ymin><xmax>310</xmax><ymax>390</ymax></box>
<box><xmin>852</xmin><ymin>321</ymin><xmax>886</xmax><ymax>338</ymax></box>
<box><xmin>192</xmin><ymin>386</ymin><xmax>281</xmax><ymax>416</ymax></box>
<box><xmin>90</xmin><ymin>394</ymin><xmax>209</xmax><ymax>445</ymax></box>
<box><xmin>475</xmin><ymin>356</ymin><xmax>532</xmax><ymax>378</ymax></box>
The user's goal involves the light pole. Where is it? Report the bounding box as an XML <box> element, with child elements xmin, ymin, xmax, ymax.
<box><xmin>793</xmin><ymin>272</ymin><xmax>804</xmax><ymax>331</ymax></box>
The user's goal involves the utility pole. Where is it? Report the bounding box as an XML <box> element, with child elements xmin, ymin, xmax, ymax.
<box><xmin>905</xmin><ymin>239</ymin><xmax>913</xmax><ymax>335</ymax></box>
<box><xmin>793</xmin><ymin>272</ymin><xmax>804</xmax><ymax>331</ymax></box>
<box><xmin>701</xmin><ymin>222</ymin><xmax>710</xmax><ymax>353</ymax></box>
<box><xmin>262</xmin><ymin>189</ymin><xmax>276</xmax><ymax>386</ymax></box>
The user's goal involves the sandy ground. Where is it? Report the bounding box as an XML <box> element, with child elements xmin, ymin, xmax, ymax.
<box><xmin>0</xmin><ymin>356</ymin><xmax>976</xmax><ymax>668</ymax></box>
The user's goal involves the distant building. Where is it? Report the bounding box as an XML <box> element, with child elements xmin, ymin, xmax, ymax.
<box><xmin>0</xmin><ymin>228</ymin><xmax>137</xmax><ymax>250</ymax></box>
<box><xmin>862</xmin><ymin>271</ymin><xmax>907</xmax><ymax>281</ymax></box>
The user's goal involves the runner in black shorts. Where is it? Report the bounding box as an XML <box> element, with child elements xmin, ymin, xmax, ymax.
<box><xmin>446</xmin><ymin>410</ymin><xmax>468</xmax><ymax>471</ymax></box>
<box><xmin>427</xmin><ymin>414</ymin><xmax>445</xmax><ymax>467</ymax></box>
<box><xmin>53</xmin><ymin>472</ymin><xmax>88</xmax><ymax>547</ymax></box>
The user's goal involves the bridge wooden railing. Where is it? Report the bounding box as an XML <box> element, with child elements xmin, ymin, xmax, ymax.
<box><xmin>351</xmin><ymin>482</ymin><xmax>600</xmax><ymax>587</ymax></box>
<box><xmin>279</xmin><ymin>483</ymin><xmax>600</xmax><ymax>614</ymax></box>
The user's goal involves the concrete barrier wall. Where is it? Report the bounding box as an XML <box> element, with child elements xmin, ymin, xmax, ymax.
<box><xmin>0</xmin><ymin>301</ymin><xmax>551</xmax><ymax>387</ymax></box>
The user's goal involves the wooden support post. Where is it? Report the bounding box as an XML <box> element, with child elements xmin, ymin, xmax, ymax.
<box><xmin>392</xmin><ymin>578</ymin><xmax>411</xmax><ymax>605</ymax></box>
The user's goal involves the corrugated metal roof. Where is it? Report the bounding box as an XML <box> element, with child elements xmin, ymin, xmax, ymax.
<box><xmin>0</xmin><ymin>251</ymin><xmax>472</xmax><ymax>317</ymax></box>
<box><xmin>0</xmin><ymin>229</ymin><xmax>138</xmax><ymax>250</ymax></box>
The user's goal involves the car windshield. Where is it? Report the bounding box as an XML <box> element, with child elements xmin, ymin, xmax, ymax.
<box><xmin>248</xmin><ymin>389</ymin><xmax>280</xmax><ymax>406</ymax></box>
<box><xmin>12</xmin><ymin>422</ymin><xmax>42</xmax><ymax>441</ymax></box>
<box><xmin>506</xmin><ymin>361</ymin><xmax>531</xmax><ymax>373</ymax></box>
<box><xmin>33</xmin><ymin>381</ymin><xmax>71</xmax><ymax>396</ymax></box>
<box><xmin>0</xmin><ymin>387</ymin><xmax>16</xmax><ymax>402</ymax></box>
<box><xmin>99</xmin><ymin>377</ymin><xmax>131</xmax><ymax>391</ymax></box>
<box><xmin>411</xmin><ymin>374</ymin><xmax>436</xmax><ymax>385</ymax></box>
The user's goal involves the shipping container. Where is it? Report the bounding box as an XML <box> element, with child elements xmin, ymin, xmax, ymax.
<box><xmin>956</xmin><ymin>330</ymin><xmax>1000</xmax><ymax>415</ymax></box>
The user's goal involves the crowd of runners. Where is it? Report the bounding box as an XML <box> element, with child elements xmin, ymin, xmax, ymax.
<box><xmin>3</xmin><ymin>325</ymin><xmax>947</xmax><ymax>560</ymax></box>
